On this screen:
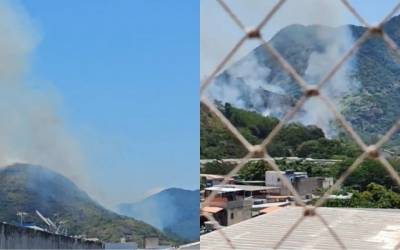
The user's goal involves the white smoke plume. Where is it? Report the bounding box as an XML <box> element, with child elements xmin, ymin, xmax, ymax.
<box><xmin>297</xmin><ymin>27</ymin><xmax>359</xmax><ymax>137</ymax></box>
<box><xmin>209</xmin><ymin>54</ymin><xmax>271</xmax><ymax>110</ymax></box>
<box><xmin>0</xmin><ymin>1</ymin><xmax>89</xmax><ymax>188</ymax></box>
<box><xmin>204</xmin><ymin>0</ymin><xmax>359</xmax><ymax>137</ymax></box>
<box><xmin>208</xmin><ymin>53</ymin><xmax>291</xmax><ymax>117</ymax></box>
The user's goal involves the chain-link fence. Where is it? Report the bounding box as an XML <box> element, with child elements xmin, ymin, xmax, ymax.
<box><xmin>200</xmin><ymin>0</ymin><xmax>400</xmax><ymax>249</ymax></box>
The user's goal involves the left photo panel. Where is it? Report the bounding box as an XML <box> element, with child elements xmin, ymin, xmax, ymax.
<box><xmin>0</xmin><ymin>0</ymin><xmax>199</xmax><ymax>249</ymax></box>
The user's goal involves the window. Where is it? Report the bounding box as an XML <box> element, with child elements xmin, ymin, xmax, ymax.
<box><xmin>230</xmin><ymin>212</ymin><xmax>234</xmax><ymax>220</ymax></box>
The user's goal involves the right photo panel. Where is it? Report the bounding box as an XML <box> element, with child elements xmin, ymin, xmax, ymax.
<box><xmin>200</xmin><ymin>0</ymin><xmax>400</xmax><ymax>249</ymax></box>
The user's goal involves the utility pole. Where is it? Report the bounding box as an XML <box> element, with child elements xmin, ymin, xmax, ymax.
<box><xmin>16</xmin><ymin>212</ymin><xmax>28</xmax><ymax>226</ymax></box>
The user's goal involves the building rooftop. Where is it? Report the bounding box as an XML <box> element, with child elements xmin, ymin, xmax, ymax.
<box><xmin>200</xmin><ymin>207</ymin><xmax>400</xmax><ymax>249</ymax></box>
<box><xmin>265</xmin><ymin>170</ymin><xmax>308</xmax><ymax>175</ymax></box>
<box><xmin>201</xmin><ymin>206</ymin><xmax>224</xmax><ymax>214</ymax></box>
<box><xmin>178</xmin><ymin>241</ymin><xmax>200</xmax><ymax>249</ymax></box>
<box><xmin>210</xmin><ymin>185</ymin><xmax>279</xmax><ymax>192</ymax></box>
<box><xmin>252</xmin><ymin>201</ymin><xmax>290</xmax><ymax>209</ymax></box>
<box><xmin>201</xmin><ymin>174</ymin><xmax>225</xmax><ymax>180</ymax></box>
<box><xmin>260</xmin><ymin>206</ymin><xmax>281</xmax><ymax>214</ymax></box>
<box><xmin>205</xmin><ymin>186</ymin><xmax>244</xmax><ymax>193</ymax></box>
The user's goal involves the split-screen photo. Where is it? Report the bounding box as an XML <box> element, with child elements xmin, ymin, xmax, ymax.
<box><xmin>1</xmin><ymin>1</ymin><xmax>400</xmax><ymax>250</ymax></box>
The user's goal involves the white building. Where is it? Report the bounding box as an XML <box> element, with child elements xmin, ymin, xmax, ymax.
<box><xmin>265</xmin><ymin>170</ymin><xmax>333</xmax><ymax>196</ymax></box>
<box><xmin>265</xmin><ymin>170</ymin><xmax>308</xmax><ymax>187</ymax></box>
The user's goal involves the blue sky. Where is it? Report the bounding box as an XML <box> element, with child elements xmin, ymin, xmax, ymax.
<box><xmin>13</xmin><ymin>0</ymin><xmax>400</xmax><ymax>207</ymax></box>
<box><xmin>19</xmin><ymin>0</ymin><xmax>199</xmax><ymax>205</ymax></box>
<box><xmin>350</xmin><ymin>0</ymin><xmax>400</xmax><ymax>25</ymax></box>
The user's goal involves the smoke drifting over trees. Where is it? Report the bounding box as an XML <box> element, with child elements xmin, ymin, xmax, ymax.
<box><xmin>204</xmin><ymin>0</ymin><xmax>360</xmax><ymax>137</ymax></box>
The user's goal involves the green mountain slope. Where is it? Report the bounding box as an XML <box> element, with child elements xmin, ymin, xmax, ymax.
<box><xmin>201</xmin><ymin>103</ymin><xmax>359</xmax><ymax>159</ymax></box>
<box><xmin>211</xmin><ymin>15</ymin><xmax>400</xmax><ymax>146</ymax></box>
<box><xmin>0</xmin><ymin>163</ymin><xmax>174</xmax><ymax>246</ymax></box>
<box><xmin>117</xmin><ymin>188</ymin><xmax>199</xmax><ymax>242</ymax></box>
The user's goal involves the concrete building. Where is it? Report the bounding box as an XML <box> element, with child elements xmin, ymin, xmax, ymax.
<box><xmin>213</xmin><ymin>184</ymin><xmax>280</xmax><ymax>199</ymax></box>
<box><xmin>105</xmin><ymin>238</ymin><xmax>138</xmax><ymax>249</ymax></box>
<box><xmin>142</xmin><ymin>236</ymin><xmax>171</xmax><ymax>249</ymax></box>
<box><xmin>144</xmin><ymin>236</ymin><xmax>159</xmax><ymax>249</ymax></box>
<box><xmin>201</xmin><ymin>186</ymin><xmax>252</xmax><ymax>227</ymax></box>
<box><xmin>200</xmin><ymin>174</ymin><xmax>234</xmax><ymax>187</ymax></box>
<box><xmin>265</xmin><ymin>170</ymin><xmax>333</xmax><ymax>196</ymax></box>
<box><xmin>201</xmin><ymin>207</ymin><xmax>400</xmax><ymax>249</ymax></box>
<box><xmin>265</xmin><ymin>170</ymin><xmax>308</xmax><ymax>187</ymax></box>
<box><xmin>105</xmin><ymin>242</ymin><xmax>137</xmax><ymax>249</ymax></box>
<box><xmin>295</xmin><ymin>176</ymin><xmax>334</xmax><ymax>196</ymax></box>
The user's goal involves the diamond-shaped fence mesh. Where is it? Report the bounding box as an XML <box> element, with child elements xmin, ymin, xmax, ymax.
<box><xmin>200</xmin><ymin>1</ymin><xmax>400</xmax><ymax>249</ymax></box>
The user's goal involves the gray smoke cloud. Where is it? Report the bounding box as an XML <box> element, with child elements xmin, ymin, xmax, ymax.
<box><xmin>204</xmin><ymin>0</ymin><xmax>359</xmax><ymax>137</ymax></box>
<box><xmin>0</xmin><ymin>1</ymin><xmax>90</xmax><ymax>192</ymax></box>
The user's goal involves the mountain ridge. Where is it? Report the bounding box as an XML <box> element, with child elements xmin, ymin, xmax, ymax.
<box><xmin>210</xmin><ymin>14</ymin><xmax>400</xmax><ymax>146</ymax></box>
<box><xmin>117</xmin><ymin>187</ymin><xmax>199</xmax><ymax>242</ymax></box>
<box><xmin>0</xmin><ymin>163</ymin><xmax>175</xmax><ymax>245</ymax></box>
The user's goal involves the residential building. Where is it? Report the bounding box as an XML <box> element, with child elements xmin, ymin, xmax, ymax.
<box><xmin>200</xmin><ymin>174</ymin><xmax>234</xmax><ymax>187</ymax></box>
<box><xmin>265</xmin><ymin>170</ymin><xmax>333</xmax><ymax>197</ymax></box>
<box><xmin>201</xmin><ymin>186</ymin><xmax>252</xmax><ymax>227</ymax></box>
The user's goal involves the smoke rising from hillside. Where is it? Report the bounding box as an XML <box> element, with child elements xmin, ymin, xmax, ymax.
<box><xmin>201</xmin><ymin>0</ymin><xmax>351</xmax><ymax>77</ymax></box>
<box><xmin>0</xmin><ymin>1</ymin><xmax>88</xmax><ymax>189</ymax></box>
<box><xmin>297</xmin><ymin>27</ymin><xmax>359</xmax><ymax>137</ymax></box>
<box><xmin>205</xmin><ymin>0</ymin><xmax>359</xmax><ymax>137</ymax></box>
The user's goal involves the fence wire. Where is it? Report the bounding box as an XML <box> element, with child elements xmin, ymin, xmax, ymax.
<box><xmin>200</xmin><ymin>0</ymin><xmax>400</xmax><ymax>249</ymax></box>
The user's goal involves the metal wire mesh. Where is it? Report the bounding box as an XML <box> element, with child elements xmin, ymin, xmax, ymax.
<box><xmin>200</xmin><ymin>1</ymin><xmax>400</xmax><ymax>249</ymax></box>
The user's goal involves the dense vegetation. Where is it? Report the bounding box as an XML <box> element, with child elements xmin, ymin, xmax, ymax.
<box><xmin>201</xmin><ymin>103</ymin><xmax>400</xmax><ymax>208</ymax></box>
<box><xmin>201</xmin><ymin>161</ymin><xmax>235</xmax><ymax>176</ymax></box>
<box><xmin>201</xmin><ymin>103</ymin><xmax>359</xmax><ymax>159</ymax></box>
<box><xmin>324</xmin><ymin>183</ymin><xmax>400</xmax><ymax>208</ymax></box>
<box><xmin>0</xmin><ymin>164</ymin><xmax>177</xmax><ymax>246</ymax></box>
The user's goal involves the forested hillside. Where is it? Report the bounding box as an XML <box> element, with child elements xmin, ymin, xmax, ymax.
<box><xmin>201</xmin><ymin>103</ymin><xmax>359</xmax><ymax>159</ymax></box>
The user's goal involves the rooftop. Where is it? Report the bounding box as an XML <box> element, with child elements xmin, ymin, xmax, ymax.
<box><xmin>209</xmin><ymin>185</ymin><xmax>280</xmax><ymax>192</ymax></box>
<box><xmin>200</xmin><ymin>207</ymin><xmax>400</xmax><ymax>249</ymax></box>
<box><xmin>178</xmin><ymin>241</ymin><xmax>200</xmax><ymax>250</ymax></box>
<box><xmin>205</xmin><ymin>186</ymin><xmax>244</xmax><ymax>193</ymax></box>
<box><xmin>201</xmin><ymin>174</ymin><xmax>225</xmax><ymax>180</ymax></box>
<box><xmin>201</xmin><ymin>206</ymin><xmax>224</xmax><ymax>214</ymax></box>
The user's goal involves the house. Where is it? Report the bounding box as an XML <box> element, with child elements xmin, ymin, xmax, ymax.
<box><xmin>200</xmin><ymin>174</ymin><xmax>234</xmax><ymax>187</ymax></box>
<box><xmin>213</xmin><ymin>184</ymin><xmax>280</xmax><ymax>199</ymax></box>
<box><xmin>265</xmin><ymin>170</ymin><xmax>333</xmax><ymax>197</ymax></box>
<box><xmin>201</xmin><ymin>186</ymin><xmax>252</xmax><ymax>228</ymax></box>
